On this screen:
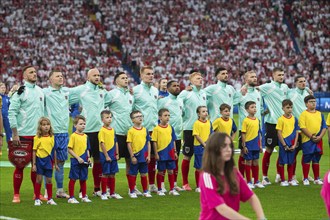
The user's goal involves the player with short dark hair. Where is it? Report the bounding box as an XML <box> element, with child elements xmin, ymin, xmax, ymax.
<box><xmin>158</xmin><ymin>80</ymin><xmax>183</xmax><ymax>191</ymax></box>
<box><xmin>108</xmin><ymin>71</ymin><xmax>134</xmax><ymax>189</ymax></box>
<box><xmin>9</xmin><ymin>65</ymin><xmax>45</xmax><ymax>203</ymax></box>
<box><xmin>204</xmin><ymin>67</ymin><xmax>239</xmax><ymax>122</ymax></box>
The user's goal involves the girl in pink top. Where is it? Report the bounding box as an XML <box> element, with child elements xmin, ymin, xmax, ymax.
<box><xmin>199</xmin><ymin>132</ymin><xmax>266</xmax><ymax>220</ymax></box>
<box><xmin>321</xmin><ymin>171</ymin><xmax>330</xmax><ymax>217</ymax></box>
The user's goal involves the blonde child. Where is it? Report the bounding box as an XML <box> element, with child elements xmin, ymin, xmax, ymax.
<box><xmin>212</xmin><ymin>103</ymin><xmax>237</xmax><ymax>139</ymax></box>
<box><xmin>241</xmin><ymin>101</ymin><xmax>264</xmax><ymax>189</ymax></box>
<box><xmin>127</xmin><ymin>110</ymin><xmax>151</xmax><ymax>198</ymax></box>
<box><xmin>152</xmin><ymin>108</ymin><xmax>179</xmax><ymax>196</ymax></box>
<box><xmin>32</xmin><ymin>117</ymin><xmax>57</xmax><ymax>206</ymax></box>
<box><xmin>193</xmin><ymin>106</ymin><xmax>212</xmax><ymax>192</ymax></box>
<box><xmin>67</xmin><ymin>115</ymin><xmax>92</xmax><ymax>203</ymax></box>
<box><xmin>99</xmin><ymin>110</ymin><xmax>123</xmax><ymax>200</ymax></box>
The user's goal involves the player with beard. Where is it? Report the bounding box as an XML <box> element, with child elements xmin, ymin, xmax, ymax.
<box><xmin>204</xmin><ymin>67</ymin><xmax>240</xmax><ymax>122</ymax></box>
<box><xmin>235</xmin><ymin>71</ymin><xmax>263</xmax><ymax>177</ymax></box>
<box><xmin>9</xmin><ymin>66</ymin><xmax>45</xmax><ymax>203</ymax></box>
<box><xmin>70</xmin><ymin>68</ymin><xmax>111</xmax><ymax>196</ymax></box>
<box><xmin>158</xmin><ymin>80</ymin><xmax>184</xmax><ymax>191</ymax></box>
<box><xmin>288</xmin><ymin>75</ymin><xmax>311</xmax><ymax>183</ymax></box>
<box><xmin>108</xmin><ymin>72</ymin><xmax>134</xmax><ymax>191</ymax></box>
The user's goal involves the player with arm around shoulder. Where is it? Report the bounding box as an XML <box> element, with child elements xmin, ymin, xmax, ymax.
<box><xmin>178</xmin><ymin>72</ymin><xmax>206</xmax><ymax>191</ymax></box>
<box><xmin>199</xmin><ymin>132</ymin><xmax>266</xmax><ymax>220</ymax></box>
<box><xmin>157</xmin><ymin>80</ymin><xmax>184</xmax><ymax>191</ymax></box>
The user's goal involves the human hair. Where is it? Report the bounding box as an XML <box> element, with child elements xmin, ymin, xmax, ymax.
<box><xmin>220</xmin><ymin>103</ymin><xmax>231</xmax><ymax>112</ymax></box>
<box><xmin>304</xmin><ymin>95</ymin><xmax>316</xmax><ymax>104</ymax></box>
<box><xmin>73</xmin><ymin>115</ymin><xmax>86</xmax><ymax>125</ymax></box>
<box><xmin>130</xmin><ymin>110</ymin><xmax>142</xmax><ymax>119</ymax></box>
<box><xmin>272</xmin><ymin>67</ymin><xmax>283</xmax><ymax>74</ymax></box>
<box><xmin>215</xmin><ymin>67</ymin><xmax>227</xmax><ymax>78</ymax></box>
<box><xmin>189</xmin><ymin>72</ymin><xmax>202</xmax><ymax>82</ymax></box>
<box><xmin>196</xmin><ymin>106</ymin><xmax>207</xmax><ymax>114</ymax></box>
<box><xmin>202</xmin><ymin>132</ymin><xmax>238</xmax><ymax>195</ymax></box>
<box><xmin>140</xmin><ymin>66</ymin><xmax>153</xmax><ymax>75</ymax></box>
<box><xmin>244</xmin><ymin>70</ymin><xmax>255</xmax><ymax>79</ymax></box>
<box><xmin>22</xmin><ymin>65</ymin><xmax>34</xmax><ymax>75</ymax></box>
<box><xmin>101</xmin><ymin>109</ymin><xmax>112</xmax><ymax>119</ymax></box>
<box><xmin>114</xmin><ymin>71</ymin><xmax>126</xmax><ymax>84</ymax></box>
<box><xmin>0</xmin><ymin>82</ymin><xmax>5</xmax><ymax>87</ymax></box>
<box><xmin>49</xmin><ymin>69</ymin><xmax>62</xmax><ymax>78</ymax></box>
<box><xmin>167</xmin><ymin>80</ymin><xmax>178</xmax><ymax>88</ymax></box>
<box><xmin>282</xmin><ymin>99</ymin><xmax>293</xmax><ymax>107</ymax></box>
<box><xmin>158</xmin><ymin>108</ymin><xmax>169</xmax><ymax>117</ymax></box>
<box><xmin>159</xmin><ymin>78</ymin><xmax>167</xmax><ymax>84</ymax></box>
<box><xmin>294</xmin><ymin>75</ymin><xmax>305</xmax><ymax>83</ymax></box>
<box><xmin>36</xmin><ymin>117</ymin><xmax>54</xmax><ymax>138</ymax></box>
<box><xmin>245</xmin><ymin>101</ymin><xmax>256</xmax><ymax>110</ymax></box>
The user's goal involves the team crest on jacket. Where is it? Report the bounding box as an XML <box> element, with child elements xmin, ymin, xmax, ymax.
<box><xmin>65</xmin><ymin>95</ymin><xmax>68</xmax><ymax>100</ymax></box>
<box><xmin>267</xmin><ymin>138</ymin><xmax>272</xmax><ymax>145</ymax></box>
<box><xmin>100</xmin><ymin>94</ymin><xmax>103</xmax><ymax>98</ymax></box>
<box><xmin>203</xmin><ymin>96</ymin><xmax>205</xmax><ymax>100</ymax></box>
<box><xmin>229</xmin><ymin>93</ymin><xmax>231</xmax><ymax>97</ymax></box>
<box><xmin>154</xmin><ymin>95</ymin><xmax>157</xmax><ymax>99</ymax></box>
<box><xmin>40</xmin><ymin>97</ymin><xmax>43</xmax><ymax>101</ymax></box>
<box><xmin>257</xmin><ymin>98</ymin><xmax>260</xmax><ymax>101</ymax></box>
<box><xmin>129</xmin><ymin>99</ymin><xmax>132</xmax><ymax>105</ymax></box>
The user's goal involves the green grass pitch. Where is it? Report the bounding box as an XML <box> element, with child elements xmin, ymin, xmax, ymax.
<box><xmin>0</xmin><ymin>113</ymin><xmax>329</xmax><ymax>219</ymax></box>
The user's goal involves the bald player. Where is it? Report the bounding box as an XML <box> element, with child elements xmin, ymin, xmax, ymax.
<box><xmin>70</xmin><ymin>68</ymin><xmax>111</xmax><ymax>196</ymax></box>
<box><xmin>235</xmin><ymin>71</ymin><xmax>263</xmax><ymax>177</ymax></box>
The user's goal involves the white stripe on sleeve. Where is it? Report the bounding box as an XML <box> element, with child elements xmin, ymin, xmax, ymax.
<box><xmin>203</xmin><ymin>173</ymin><xmax>214</xmax><ymax>189</ymax></box>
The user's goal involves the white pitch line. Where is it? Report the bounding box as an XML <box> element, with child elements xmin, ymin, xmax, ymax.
<box><xmin>0</xmin><ymin>216</ymin><xmax>21</xmax><ymax>220</ymax></box>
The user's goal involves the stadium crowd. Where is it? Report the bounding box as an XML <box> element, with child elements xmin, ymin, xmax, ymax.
<box><xmin>0</xmin><ymin>0</ymin><xmax>329</xmax><ymax>92</ymax></box>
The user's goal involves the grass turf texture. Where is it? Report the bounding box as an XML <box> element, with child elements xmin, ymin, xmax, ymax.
<box><xmin>0</xmin><ymin>113</ymin><xmax>329</xmax><ymax>219</ymax></box>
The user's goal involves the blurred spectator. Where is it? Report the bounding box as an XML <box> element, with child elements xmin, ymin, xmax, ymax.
<box><xmin>0</xmin><ymin>0</ymin><xmax>328</xmax><ymax>91</ymax></box>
